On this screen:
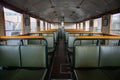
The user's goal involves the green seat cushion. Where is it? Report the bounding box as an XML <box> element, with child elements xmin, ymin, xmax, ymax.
<box><xmin>0</xmin><ymin>70</ymin><xmax>19</xmax><ymax>80</ymax></box>
<box><xmin>11</xmin><ymin>69</ymin><xmax>47</xmax><ymax>80</ymax></box>
<box><xmin>48</xmin><ymin>55</ymin><xmax>52</xmax><ymax>66</ymax></box>
<box><xmin>48</xmin><ymin>47</ymin><xmax>54</xmax><ymax>53</ymax></box>
<box><xmin>102</xmin><ymin>69</ymin><xmax>120</xmax><ymax>80</ymax></box>
<box><xmin>75</xmin><ymin>69</ymin><xmax>110</xmax><ymax>80</ymax></box>
<box><xmin>68</xmin><ymin>47</ymin><xmax>73</xmax><ymax>53</ymax></box>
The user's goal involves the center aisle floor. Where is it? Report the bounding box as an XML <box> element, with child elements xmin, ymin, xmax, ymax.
<box><xmin>50</xmin><ymin>34</ymin><xmax>72</xmax><ymax>79</ymax></box>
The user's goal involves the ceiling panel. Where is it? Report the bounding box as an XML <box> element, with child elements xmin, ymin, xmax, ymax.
<box><xmin>3</xmin><ymin>0</ymin><xmax>120</xmax><ymax>22</ymax></box>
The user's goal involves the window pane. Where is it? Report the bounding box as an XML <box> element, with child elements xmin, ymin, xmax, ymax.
<box><xmin>93</xmin><ymin>18</ymin><xmax>101</xmax><ymax>32</ymax></box>
<box><xmin>30</xmin><ymin>17</ymin><xmax>37</xmax><ymax>32</ymax></box>
<box><xmin>45</xmin><ymin>22</ymin><xmax>47</xmax><ymax>30</ymax></box>
<box><xmin>4</xmin><ymin>8</ymin><xmax>22</xmax><ymax>36</ymax></box>
<box><xmin>85</xmin><ymin>21</ymin><xmax>89</xmax><ymax>31</ymax></box>
<box><xmin>64</xmin><ymin>23</ymin><xmax>76</xmax><ymax>29</ymax></box>
<box><xmin>77</xmin><ymin>23</ymin><xmax>79</xmax><ymax>29</ymax></box>
<box><xmin>111</xmin><ymin>13</ymin><xmax>120</xmax><ymax>35</ymax></box>
<box><xmin>80</xmin><ymin>23</ymin><xmax>83</xmax><ymax>30</ymax></box>
<box><xmin>61</xmin><ymin>21</ymin><xmax>64</xmax><ymax>27</ymax></box>
<box><xmin>40</xmin><ymin>20</ymin><xmax>43</xmax><ymax>30</ymax></box>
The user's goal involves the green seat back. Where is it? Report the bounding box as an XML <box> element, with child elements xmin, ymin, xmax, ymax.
<box><xmin>21</xmin><ymin>45</ymin><xmax>47</xmax><ymax>68</ymax></box>
<box><xmin>54</xmin><ymin>32</ymin><xmax>57</xmax><ymax>43</ymax></box>
<box><xmin>75</xmin><ymin>46</ymin><xmax>99</xmax><ymax>68</ymax></box>
<box><xmin>0</xmin><ymin>46</ymin><xmax>20</xmax><ymax>67</ymax></box>
<box><xmin>42</xmin><ymin>34</ymin><xmax>53</xmax><ymax>37</ymax></box>
<box><xmin>28</xmin><ymin>40</ymin><xmax>41</xmax><ymax>44</ymax></box>
<box><xmin>65</xmin><ymin>32</ymin><xmax>69</xmax><ymax>42</ymax></box>
<box><xmin>80</xmin><ymin>40</ymin><xmax>93</xmax><ymax>45</ymax></box>
<box><xmin>100</xmin><ymin>46</ymin><xmax>120</xmax><ymax>67</ymax></box>
<box><xmin>7</xmin><ymin>40</ymin><xmax>20</xmax><ymax>45</ymax></box>
<box><xmin>68</xmin><ymin>36</ymin><xmax>76</xmax><ymax>48</ymax></box>
<box><xmin>45</xmin><ymin>36</ymin><xmax>54</xmax><ymax>48</ymax></box>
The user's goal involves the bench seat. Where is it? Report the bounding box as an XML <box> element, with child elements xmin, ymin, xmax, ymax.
<box><xmin>11</xmin><ymin>69</ymin><xmax>47</xmax><ymax>80</ymax></box>
<box><xmin>0</xmin><ymin>70</ymin><xmax>19</xmax><ymax>80</ymax></box>
<box><xmin>102</xmin><ymin>68</ymin><xmax>120</xmax><ymax>80</ymax></box>
<box><xmin>0</xmin><ymin>69</ymin><xmax>47</xmax><ymax>80</ymax></box>
<box><xmin>74</xmin><ymin>69</ymin><xmax>110</xmax><ymax>80</ymax></box>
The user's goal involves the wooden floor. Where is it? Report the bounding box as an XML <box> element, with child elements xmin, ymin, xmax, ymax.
<box><xmin>50</xmin><ymin>34</ymin><xmax>72</xmax><ymax>79</ymax></box>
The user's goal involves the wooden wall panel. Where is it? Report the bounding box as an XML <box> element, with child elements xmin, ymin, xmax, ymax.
<box><xmin>0</xmin><ymin>5</ymin><xmax>5</xmax><ymax>36</ymax></box>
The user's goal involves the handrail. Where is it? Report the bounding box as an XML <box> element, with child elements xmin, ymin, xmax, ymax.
<box><xmin>73</xmin><ymin>36</ymin><xmax>120</xmax><ymax>46</ymax></box>
<box><xmin>68</xmin><ymin>32</ymin><xmax>103</xmax><ymax>34</ymax></box>
<box><xmin>76</xmin><ymin>36</ymin><xmax>120</xmax><ymax>40</ymax></box>
<box><xmin>30</xmin><ymin>31</ymin><xmax>54</xmax><ymax>34</ymax></box>
<box><xmin>40</xmin><ymin>30</ymin><xmax>57</xmax><ymax>32</ymax></box>
<box><xmin>102</xmin><ymin>33</ymin><xmax>120</xmax><ymax>36</ymax></box>
<box><xmin>65</xmin><ymin>30</ymin><xmax>87</xmax><ymax>32</ymax></box>
<box><xmin>0</xmin><ymin>36</ymin><xmax>44</xmax><ymax>40</ymax></box>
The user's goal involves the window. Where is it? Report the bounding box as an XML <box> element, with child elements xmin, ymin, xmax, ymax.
<box><xmin>85</xmin><ymin>21</ymin><xmax>89</xmax><ymax>31</ymax></box>
<box><xmin>30</xmin><ymin>17</ymin><xmax>37</xmax><ymax>32</ymax></box>
<box><xmin>93</xmin><ymin>18</ymin><xmax>102</xmax><ymax>32</ymax></box>
<box><xmin>51</xmin><ymin>23</ymin><xmax>59</xmax><ymax>29</ymax></box>
<box><xmin>45</xmin><ymin>22</ymin><xmax>48</xmax><ymax>30</ymax></box>
<box><xmin>61</xmin><ymin>21</ymin><xmax>64</xmax><ymax>27</ymax></box>
<box><xmin>64</xmin><ymin>23</ymin><xmax>76</xmax><ymax>29</ymax></box>
<box><xmin>40</xmin><ymin>20</ymin><xmax>44</xmax><ymax>30</ymax></box>
<box><xmin>4</xmin><ymin>8</ymin><xmax>22</xmax><ymax>36</ymax></box>
<box><xmin>110</xmin><ymin>13</ymin><xmax>120</xmax><ymax>35</ymax></box>
<box><xmin>80</xmin><ymin>23</ymin><xmax>83</xmax><ymax>30</ymax></box>
<box><xmin>77</xmin><ymin>23</ymin><xmax>79</xmax><ymax>29</ymax></box>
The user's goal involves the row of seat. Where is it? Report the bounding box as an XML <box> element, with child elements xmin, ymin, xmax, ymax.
<box><xmin>29</xmin><ymin>30</ymin><xmax>59</xmax><ymax>53</ymax></box>
<box><xmin>73</xmin><ymin>45</ymin><xmax>120</xmax><ymax>80</ymax></box>
<box><xmin>0</xmin><ymin>44</ymin><xmax>48</xmax><ymax>80</ymax></box>
<box><xmin>64</xmin><ymin>29</ymin><xmax>120</xmax><ymax>80</ymax></box>
<box><xmin>65</xmin><ymin>30</ymin><xmax>120</xmax><ymax>54</ymax></box>
<box><xmin>0</xmin><ymin>44</ymin><xmax>48</xmax><ymax>67</ymax></box>
<box><xmin>73</xmin><ymin>46</ymin><xmax>120</xmax><ymax>68</ymax></box>
<box><xmin>72</xmin><ymin>36</ymin><xmax>120</xmax><ymax>80</ymax></box>
<box><xmin>0</xmin><ymin>31</ymin><xmax>59</xmax><ymax>80</ymax></box>
<box><xmin>66</xmin><ymin>35</ymin><xmax>102</xmax><ymax>54</ymax></box>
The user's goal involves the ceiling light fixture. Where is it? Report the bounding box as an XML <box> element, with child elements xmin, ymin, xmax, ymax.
<box><xmin>51</xmin><ymin>5</ymin><xmax>55</xmax><ymax>8</ymax></box>
<box><xmin>76</xmin><ymin>6</ymin><xmax>80</xmax><ymax>9</ymax></box>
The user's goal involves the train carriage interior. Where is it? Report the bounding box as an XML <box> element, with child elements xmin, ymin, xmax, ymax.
<box><xmin>0</xmin><ymin>0</ymin><xmax>120</xmax><ymax>80</ymax></box>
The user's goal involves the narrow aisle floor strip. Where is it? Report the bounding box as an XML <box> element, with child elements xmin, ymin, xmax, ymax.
<box><xmin>50</xmin><ymin>35</ymin><xmax>72</xmax><ymax>79</ymax></box>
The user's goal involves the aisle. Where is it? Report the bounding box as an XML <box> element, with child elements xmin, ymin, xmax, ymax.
<box><xmin>50</xmin><ymin>34</ymin><xmax>72</xmax><ymax>79</ymax></box>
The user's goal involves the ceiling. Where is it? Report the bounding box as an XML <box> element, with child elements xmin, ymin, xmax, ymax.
<box><xmin>2</xmin><ymin>0</ymin><xmax>120</xmax><ymax>22</ymax></box>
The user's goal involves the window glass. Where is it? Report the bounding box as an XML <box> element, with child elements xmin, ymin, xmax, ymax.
<box><xmin>64</xmin><ymin>23</ymin><xmax>76</xmax><ymax>29</ymax></box>
<box><xmin>45</xmin><ymin>22</ymin><xmax>48</xmax><ymax>30</ymax></box>
<box><xmin>85</xmin><ymin>21</ymin><xmax>89</xmax><ymax>31</ymax></box>
<box><xmin>93</xmin><ymin>18</ymin><xmax>102</xmax><ymax>32</ymax></box>
<box><xmin>77</xmin><ymin>23</ymin><xmax>79</xmax><ymax>29</ymax></box>
<box><xmin>61</xmin><ymin>21</ymin><xmax>64</xmax><ymax>27</ymax></box>
<box><xmin>4</xmin><ymin>8</ymin><xmax>22</xmax><ymax>36</ymax></box>
<box><xmin>111</xmin><ymin>13</ymin><xmax>120</xmax><ymax>35</ymax></box>
<box><xmin>51</xmin><ymin>23</ymin><xmax>59</xmax><ymax>29</ymax></box>
<box><xmin>80</xmin><ymin>23</ymin><xmax>83</xmax><ymax>30</ymax></box>
<box><xmin>30</xmin><ymin>17</ymin><xmax>36</xmax><ymax>32</ymax></box>
<box><xmin>40</xmin><ymin>20</ymin><xmax>43</xmax><ymax>30</ymax></box>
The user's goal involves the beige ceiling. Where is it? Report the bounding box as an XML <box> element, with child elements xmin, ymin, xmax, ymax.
<box><xmin>3</xmin><ymin>0</ymin><xmax>120</xmax><ymax>22</ymax></box>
